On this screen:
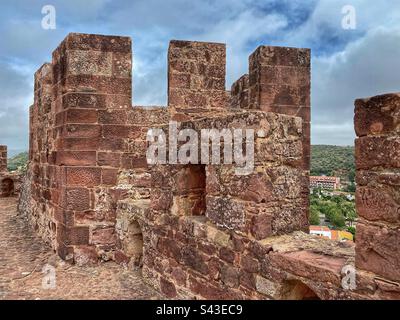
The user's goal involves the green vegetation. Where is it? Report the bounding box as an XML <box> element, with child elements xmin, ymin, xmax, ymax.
<box><xmin>310</xmin><ymin>145</ymin><xmax>357</xmax><ymax>234</ymax></box>
<box><xmin>311</xmin><ymin>145</ymin><xmax>355</xmax><ymax>183</ymax></box>
<box><xmin>310</xmin><ymin>189</ymin><xmax>356</xmax><ymax>230</ymax></box>
<box><xmin>309</xmin><ymin>206</ymin><xmax>320</xmax><ymax>225</ymax></box>
<box><xmin>7</xmin><ymin>151</ymin><xmax>28</xmax><ymax>171</ymax></box>
<box><xmin>347</xmin><ymin>226</ymin><xmax>356</xmax><ymax>238</ymax></box>
<box><xmin>344</xmin><ymin>182</ymin><xmax>356</xmax><ymax>192</ymax></box>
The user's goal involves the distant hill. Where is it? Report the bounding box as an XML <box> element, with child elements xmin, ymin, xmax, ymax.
<box><xmin>7</xmin><ymin>151</ymin><xmax>28</xmax><ymax>171</ymax></box>
<box><xmin>311</xmin><ymin>145</ymin><xmax>355</xmax><ymax>183</ymax></box>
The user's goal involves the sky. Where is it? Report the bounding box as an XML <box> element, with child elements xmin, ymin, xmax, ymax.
<box><xmin>1</xmin><ymin>0</ymin><xmax>400</xmax><ymax>155</ymax></box>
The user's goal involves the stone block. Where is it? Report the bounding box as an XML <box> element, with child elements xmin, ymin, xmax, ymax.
<box><xmin>356</xmin><ymin>222</ymin><xmax>400</xmax><ymax>282</ymax></box>
<box><xmin>356</xmin><ymin>186</ymin><xmax>400</xmax><ymax>224</ymax></box>
<box><xmin>355</xmin><ymin>136</ymin><xmax>400</xmax><ymax>169</ymax></box>
<box><xmin>55</xmin><ymin>151</ymin><xmax>97</xmax><ymax>166</ymax></box>
<box><xmin>65</xmin><ymin>167</ymin><xmax>102</xmax><ymax>187</ymax></box>
<box><xmin>355</xmin><ymin>93</ymin><xmax>400</xmax><ymax>137</ymax></box>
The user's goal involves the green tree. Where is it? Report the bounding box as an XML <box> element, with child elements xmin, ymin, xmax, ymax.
<box><xmin>342</xmin><ymin>201</ymin><xmax>357</xmax><ymax>226</ymax></box>
<box><xmin>331</xmin><ymin>210</ymin><xmax>346</xmax><ymax>228</ymax></box>
<box><xmin>309</xmin><ymin>207</ymin><xmax>320</xmax><ymax>225</ymax></box>
<box><xmin>347</xmin><ymin>226</ymin><xmax>356</xmax><ymax>237</ymax></box>
<box><xmin>7</xmin><ymin>151</ymin><xmax>28</xmax><ymax>171</ymax></box>
<box><xmin>348</xmin><ymin>170</ymin><xmax>355</xmax><ymax>183</ymax></box>
<box><xmin>342</xmin><ymin>181</ymin><xmax>355</xmax><ymax>193</ymax></box>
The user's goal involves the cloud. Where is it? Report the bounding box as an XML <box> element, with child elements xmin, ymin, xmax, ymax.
<box><xmin>132</xmin><ymin>6</ymin><xmax>288</xmax><ymax>105</ymax></box>
<box><xmin>311</xmin><ymin>26</ymin><xmax>400</xmax><ymax>145</ymax></box>
<box><xmin>0</xmin><ymin>61</ymin><xmax>32</xmax><ymax>152</ymax></box>
<box><xmin>198</xmin><ymin>10</ymin><xmax>288</xmax><ymax>87</ymax></box>
<box><xmin>312</xmin><ymin>123</ymin><xmax>354</xmax><ymax>146</ymax></box>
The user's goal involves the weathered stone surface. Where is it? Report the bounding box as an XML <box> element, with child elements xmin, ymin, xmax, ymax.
<box><xmin>356</xmin><ymin>222</ymin><xmax>400</xmax><ymax>282</ymax></box>
<box><xmin>160</xmin><ymin>277</ymin><xmax>177</xmax><ymax>298</ymax></box>
<box><xmin>206</xmin><ymin>196</ymin><xmax>245</xmax><ymax>230</ymax></box>
<box><xmin>0</xmin><ymin>145</ymin><xmax>7</xmax><ymax>172</ymax></box>
<box><xmin>355</xmin><ymin>92</ymin><xmax>400</xmax><ymax>288</ymax></box>
<box><xmin>1</xmin><ymin>198</ymin><xmax>161</xmax><ymax>300</ymax></box>
<box><xmin>230</xmin><ymin>74</ymin><xmax>249</xmax><ymax>109</ymax></box>
<box><xmin>355</xmin><ymin>136</ymin><xmax>400</xmax><ymax>169</ymax></box>
<box><xmin>355</xmin><ymin>93</ymin><xmax>400</xmax><ymax>137</ymax></box>
<box><xmin>356</xmin><ymin>186</ymin><xmax>400</xmax><ymax>224</ymax></box>
<box><xmin>251</xmin><ymin>214</ymin><xmax>272</xmax><ymax>240</ymax></box>
<box><xmin>220</xmin><ymin>265</ymin><xmax>240</xmax><ymax>288</ymax></box>
<box><xmin>270</xmin><ymin>251</ymin><xmax>347</xmax><ymax>286</ymax></box>
<box><xmin>168</xmin><ymin>40</ymin><xmax>226</xmax><ymax>110</ymax></box>
<box><xmin>255</xmin><ymin>275</ymin><xmax>280</xmax><ymax>298</ymax></box>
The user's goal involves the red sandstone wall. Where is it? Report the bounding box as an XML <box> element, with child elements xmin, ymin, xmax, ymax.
<box><xmin>22</xmin><ymin>32</ymin><xmax>400</xmax><ymax>300</ymax></box>
<box><xmin>230</xmin><ymin>46</ymin><xmax>311</xmax><ymax>224</ymax></box>
<box><xmin>355</xmin><ymin>93</ymin><xmax>400</xmax><ymax>287</ymax></box>
<box><xmin>28</xmin><ymin>63</ymin><xmax>56</xmax><ymax>246</ymax></box>
<box><xmin>25</xmin><ymin>33</ymin><xmax>320</xmax><ymax>299</ymax></box>
<box><xmin>168</xmin><ymin>40</ymin><xmax>227</xmax><ymax>121</ymax></box>
<box><xmin>27</xmin><ymin>34</ymin><xmax>132</xmax><ymax>262</ymax></box>
<box><xmin>130</xmin><ymin>41</ymin><xmax>309</xmax><ymax>298</ymax></box>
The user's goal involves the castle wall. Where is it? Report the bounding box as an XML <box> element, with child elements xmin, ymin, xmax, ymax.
<box><xmin>354</xmin><ymin>93</ymin><xmax>400</xmax><ymax>298</ymax></box>
<box><xmin>21</xmin><ymin>32</ymin><xmax>400</xmax><ymax>300</ymax></box>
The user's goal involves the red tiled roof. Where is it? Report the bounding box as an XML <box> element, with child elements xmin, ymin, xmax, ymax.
<box><xmin>309</xmin><ymin>226</ymin><xmax>330</xmax><ymax>231</ymax></box>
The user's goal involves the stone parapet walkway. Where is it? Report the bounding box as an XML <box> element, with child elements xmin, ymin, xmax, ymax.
<box><xmin>0</xmin><ymin>197</ymin><xmax>161</xmax><ymax>300</ymax></box>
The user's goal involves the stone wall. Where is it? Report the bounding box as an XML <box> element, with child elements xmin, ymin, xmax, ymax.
<box><xmin>21</xmin><ymin>32</ymin><xmax>400</xmax><ymax>300</ymax></box>
<box><xmin>0</xmin><ymin>145</ymin><xmax>7</xmax><ymax>172</ymax></box>
<box><xmin>137</xmin><ymin>111</ymin><xmax>310</xmax><ymax>299</ymax></box>
<box><xmin>27</xmin><ymin>33</ymin><xmax>133</xmax><ymax>260</ymax></box>
<box><xmin>354</xmin><ymin>93</ymin><xmax>400</xmax><ymax>298</ymax></box>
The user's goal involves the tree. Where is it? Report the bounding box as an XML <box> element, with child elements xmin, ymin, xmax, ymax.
<box><xmin>331</xmin><ymin>211</ymin><xmax>346</xmax><ymax>228</ymax></box>
<box><xmin>348</xmin><ymin>170</ymin><xmax>355</xmax><ymax>183</ymax></box>
<box><xmin>344</xmin><ymin>183</ymin><xmax>356</xmax><ymax>193</ymax></box>
<box><xmin>341</xmin><ymin>201</ymin><xmax>357</xmax><ymax>226</ymax></box>
<box><xmin>309</xmin><ymin>207</ymin><xmax>320</xmax><ymax>225</ymax></box>
<box><xmin>347</xmin><ymin>226</ymin><xmax>356</xmax><ymax>237</ymax></box>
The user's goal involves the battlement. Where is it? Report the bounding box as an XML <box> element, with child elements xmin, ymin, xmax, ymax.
<box><xmin>18</xmin><ymin>33</ymin><xmax>399</xmax><ymax>299</ymax></box>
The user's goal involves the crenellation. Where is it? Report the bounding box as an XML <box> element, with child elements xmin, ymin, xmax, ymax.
<box><xmin>14</xmin><ymin>32</ymin><xmax>399</xmax><ymax>300</ymax></box>
<box><xmin>168</xmin><ymin>40</ymin><xmax>227</xmax><ymax>114</ymax></box>
<box><xmin>355</xmin><ymin>93</ymin><xmax>400</xmax><ymax>289</ymax></box>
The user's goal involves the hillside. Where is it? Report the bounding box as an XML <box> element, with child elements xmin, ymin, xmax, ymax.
<box><xmin>311</xmin><ymin>145</ymin><xmax>355</xmax><ymax>183</ymax></box>
<box><xmin>7</xmin><ymin>151</ymin><xmax>28</xmax><ymax>171</ymax></box>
